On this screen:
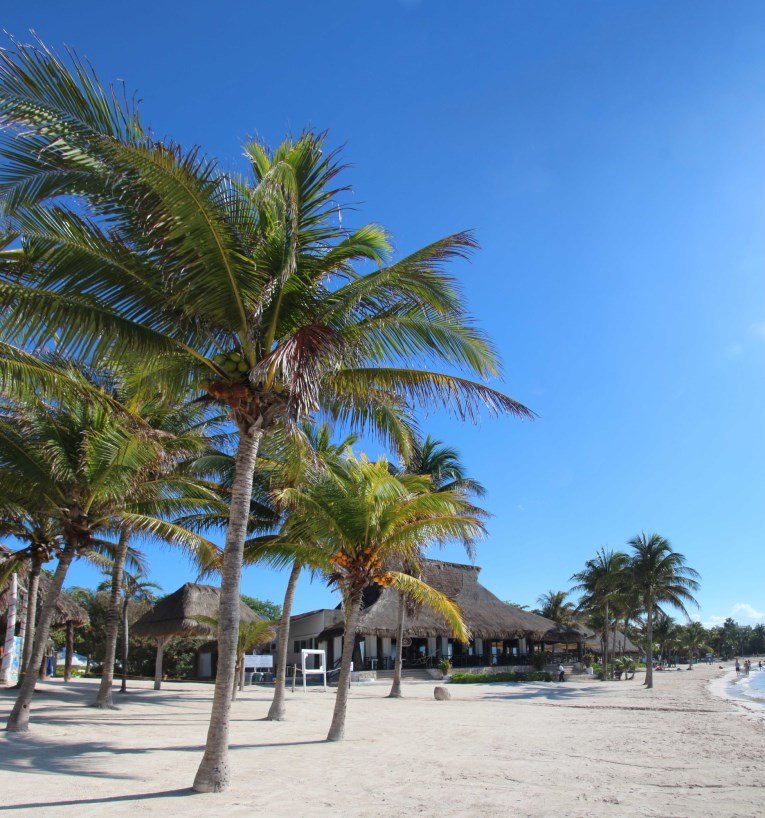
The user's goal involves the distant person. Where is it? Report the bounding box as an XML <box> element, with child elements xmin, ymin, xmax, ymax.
<box><xmin>735</xmin><ymin>659</ymin><xmax>741</xmax><ymax>676</ymax></box>
<box><xmin>745</xmin><ymin>660</ymin><xmax>750</xmax><ymax>676</ymax></box>
<box><xmin>759</xmin><ymin>660</ymin><xmax>762</xmax><ymax>671</ymax></box>
<box><xmin>558</xmin><ymin>663</ymin><xmax>565</xmax><ymax>682</ymax></box>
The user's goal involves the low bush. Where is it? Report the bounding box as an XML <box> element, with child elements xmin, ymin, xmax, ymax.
<box><xmin>450</xmin><ymin>670</ymin><xmax>552</xmax><ymax>684</ymax></box>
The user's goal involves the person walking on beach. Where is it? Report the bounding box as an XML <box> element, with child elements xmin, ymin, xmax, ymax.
<box><xmin>735</xmin><ymin>659</ymin><xmax>741</xmax><ymax>676</ymax></box>
<box><xmin>558</xmin><ymin>663</ymin><xmax>565</xmax><ymax>682</ymax></box>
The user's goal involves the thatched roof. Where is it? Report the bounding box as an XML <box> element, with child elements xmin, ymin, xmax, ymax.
<box><xmin>132</xmin><ymin>582</ymin><xmax>259</xmax><ymax>639</ymax></box>
<box><xmin>324</xmin><ymin>559</ymin><xmax>587</xmax><ymax>641</ymax></box>
<box><xmin>32</xmin><ymin>574</ymin><xmax>90</xmax><ymax>627</ymax></box>
<box><xmin>582</xmin><ymin>627</ymin><xmax>640</xmax><ymax>655</ymax></box>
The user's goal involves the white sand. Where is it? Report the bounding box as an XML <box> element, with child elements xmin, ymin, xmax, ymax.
<box><xmin>1</xmin><ymin>665</ymin><xmax>763</xmax><ymax>817</ymax></box>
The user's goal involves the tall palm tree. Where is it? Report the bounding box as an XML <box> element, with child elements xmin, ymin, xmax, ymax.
<box><xmin>387</xmin><ymin>435</ymin><xmax>485</xmax><ymax>698</ymax></box>
<box><xmin>571</xmin><ymin>549</ymin><xmax>629</xmax><ymax>680</ymax></box>
<box><xmin>0</xmin><ymin>42</ymin><xmax>532</xmax><ymax>791</ymax></box>
<box><xmin>276</xmin><ymin>452</ymin><xmax>483</xmax><ymax>741</ymax></box>
<box><xmin>98</xmin><ymin>571</ymin><xmax>160</xmax><ymax>693</ymax></box>
<box><xmin>627</xmin><ymin>533</ymin><xmax>700</xmax><ymax>689</ymax></box>
<box><xmin>0</xmin><ymin>391</ymin><xmax>219</xmax><ymax>731</ymax></box>
<box><xmin>535</xmin><ymin>590</ymin><xmax>576</xmax><ymax>626</ymax></box>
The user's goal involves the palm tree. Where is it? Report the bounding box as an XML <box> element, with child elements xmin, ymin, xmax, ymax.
<box><xmin>0</xmin><ymin>390</ymin><xmax>219</xmax><ymax>731</ymax></box>
<box><xmin>276</xmin><ymin>452</ymin><xmax>483</xmax><ymax>741</ymax></box>
<box><xmin>255</xmin><ymin>422</ymin><xmax>356</xmax><ymax>722</ymax></box>
<box><xmin>627</xmin><ymin>533</ymin><xmax>700</xmax><ymax>689</ymax></box>
<box><xmin>93</xmin><ymin>393</ymin><xmax>226</xmax><ymax>709</ymax></box>
<box><xmin>194</xmin><ymin>614</ymin><xmax>276</xmax><ymax>700</ymax></box>
<box><xmin>680</xmin><ymin>621</ymin><xmax>708</xmax><ymax>669</ymax></box>
<box><xmin>98</xmin><ymin>571</ymin><xmax>160</xmax><ymax>693</ymax></box>
<box><xmin>535</xmin><ymin>590</ymin><xmax>576</xmax><ymax>626</ymax></box>
<box><xmin>387</xmin><ymin>435</ymin><xmax>485</xmax><ymax>698</ymax></box>
<box><xmin>571</xmin><ymin>549</ymin><xmax>629</xmax><ymax>680</ymax></box>
<box><xmin>0</xmin><ymin>42</ymin><xmax>532</xmax><ymax>791</ymax></box>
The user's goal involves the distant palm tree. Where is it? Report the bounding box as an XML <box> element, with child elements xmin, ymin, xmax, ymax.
<box><xmin>194</xmin><ymin>614</ymin><xmax>276</xmax><ymax>700</ymax></box>
<box><xmin>276</xmin><ymin>453</ymin><xmax>483</xmax><ymax>741</ymax></box>
<box><xmin>0</xmin><ymin>42</ymin><xmax>531</xmax><ymax>791</ymax></box>
<box><xmin>571</xmin><ymin>549</ymin><xmax>629</xmax><ymax>680</ymax></box>
<box><xmin>388</xmin><ymin>436</ymin><xmax>485</xmax><ymax>698</ymax></box>
<box><xmin>536</xmin><ymin>590</ymin><xmax>576</xmax><ymax>626</ymax></box>
<box><xmin>680</xmin><ymin>621</ymin><xmax>708</xmax><ymax>668</ymax></box>
<box><xmin>99</xmin><ymin>571</ymin><xmax>160</xmax><ymax>693</ymax></box>
<box><xmin>627</xmin><ymin>533</ymin><xmax>700</xmax><ymax>689</ymax></box>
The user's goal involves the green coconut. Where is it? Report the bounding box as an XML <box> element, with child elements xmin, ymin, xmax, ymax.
<box><xmin>236</xmin><ymin>360</ymin><xmax>249</xmax><ymax>373</ymax></box>
<box><xmin>229</xmin><ymin>351</ymin><xmax>242</xmax><ymax>362</ymax></box>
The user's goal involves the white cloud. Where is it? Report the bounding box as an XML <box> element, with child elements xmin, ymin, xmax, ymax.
<box><xmin>750</xmin><ymin>322</ymin><xmax>765</xmax><ymax>340</ymax></box>
<box><xmin>701</xmin><ymin>603</ymin><xmax>765</xmax><ymax>628</ymax></box>
<box><xmin>732</xmin><ymin>603</ymin><xmax>765</xmax><ymax>620</ymax></box>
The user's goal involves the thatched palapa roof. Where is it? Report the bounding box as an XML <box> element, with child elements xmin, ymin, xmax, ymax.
<box><xmin>323</xmin><ymin>559</ymin><xmax>587</xmax><ymax>641</ymax></box>
<box><xmin>582</xmin><ymin>627</ymin><xmax>640</xmax><ymax>655</ymax></box>
<box><xmin>132</xmin><ymin>582</ymin><xmax>258</xmax><ymax>639</ymax></box>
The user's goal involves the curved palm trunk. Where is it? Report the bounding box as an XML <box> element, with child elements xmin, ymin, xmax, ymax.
<box><xmin>387</xmin><ymin>593</ymin><xmax>406</xmax><ymax>698</ymax></box>
<box><xmin>7</xmin><ymin>545</ymin><xmax>76</xmax><ymax>732</ymax></box>
<box><xmin>327</xmin><ymin>590</ymin><xmax>362</xmax><ymax>742</ymax></box>
<box><xmin>120</xmin><ymin>598</ymin><xmax>129</xmax><ymax>693</ymax></box>
<box><xmin>0</xmin><ymin>573</ymin><xmax>18</xmax><ymax>685</ymax></box>
<box><xmin>266</xmin><ymin>561</ymin><xmax>302</xmax><ymax>721</ymax></box>
<box><xmin>193</xmin><ymin>426</ymin><xmax>263</xmax><ymax>793</ymax></box>
<box><xmin>20</xmin><ymin>557</ymin><xmax>42</xmax><ymax>678</ymax></box>
<box><xmin>645</xmin><ymin>601</ymin><xmax>654</xmax><ymax>689</ymax></box>
<box><xmin>95</xmin><ymin>529</ymin><xmax>130</xmax><ymax>707</ymax></box>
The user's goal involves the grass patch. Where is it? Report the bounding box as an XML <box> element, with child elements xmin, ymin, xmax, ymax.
<box><xmin>450</xmin><ymin>670</ymin><xmax>553</xmax><ymax>684</ymax></box>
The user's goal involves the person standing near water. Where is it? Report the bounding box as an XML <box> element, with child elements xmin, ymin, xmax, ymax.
<box><xmin>735</xmin><ymin>659</ymin><xmax>741</xmax><ymax>676</ymax></box>
<box><xmin>558</xmin><ymin>663</ymin><xmax>565</xmax><ymax>682</ymax></box>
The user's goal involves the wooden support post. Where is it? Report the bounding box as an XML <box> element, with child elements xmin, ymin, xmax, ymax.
<box><xmin>154</xmin><ymin>636</ymin><xmax>168</xmax><ymax>690</ymax></box>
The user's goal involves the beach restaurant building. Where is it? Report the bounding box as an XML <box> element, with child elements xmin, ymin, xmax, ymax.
<box><xmin>281</xmin><ymin>559</ymin><xmax>586</xmax><ymax>673</ymax></box>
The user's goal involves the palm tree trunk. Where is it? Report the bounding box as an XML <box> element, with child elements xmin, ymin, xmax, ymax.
<box><xmin>20</xmin><ymin>557</ymin><xmax>42</xmax><ymax>676</ymax></box>
<box><xmin>193</xmin><ymin>424</ymin><xmax>263</xmax><ymax>793</ymax></box>
<box><xmin>388</xmin><ymin>592</ymin><xmax>406</xmax><ymax>698</ymax></box>
<box><xmin>645</xmin><ymin>601</ymin><xmax>654</xmax><ymax>689</ymax></box>
<box><xmin>231</xmin><ymin>657</ymin><xmax>240</xmax><ymax>701</ymax></box>
<box><xmin>266</xmin><ymin>561</ymin><xmax>301</xmax><ymax>721</ymax></box>
<box><xmin>120</xmin><ymin>598</ymin><xmax>129</xmax><ymax>693</ymax></box>
<box><xmin>7</xmin><ymin>544</ymin><xmax>76</xmax><ymax>732</ymax></box>
<box><xmin>603</xmin><ymin>601</ymin><xmax>609</xmax><ymax>681</ymax></box>
<box><xmin>0</xmin><ymin>573</ymin><xmax>18</xmax><ymax>685</ymax></box>
<box><xmin>95</xmin><ymin>529</ymin><xmax>129</xmax><ymax>708</ymax></box>
<box><xmin>64</xmin><ymin>621</ymin><xmax>74</xmax><ymax>682</ymax></box>
<box><xmin>327</xmin><ymin>589</ymin><xmax>362</xmax><ymax>742</ymax></box>
<box><xmin>154</xmin><ymin>636</ymin><xmax>167</xmax><ymax>690</ymax></box>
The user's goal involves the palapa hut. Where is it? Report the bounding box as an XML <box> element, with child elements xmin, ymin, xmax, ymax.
<box><xmin>302</xmin><ymin>560</ymin><xmax>587</xmax><ymax>672</ymax></box>
<box><xmin>43</xmin><ymin>579</ymin><xmax>90</xmax><ymax>682</ymax></box>
<box><xmin>1</xmin><ymin>564</ymin><xmax>89</xmax><ymax>684</ymax></box>
<box><xmin>581</xmin><ymin>626</ymin><xmax>640</xmax><ymax>658</ymax></box>
<box><xmin>132</xmin><ymin>582</ymin><xmax>258</xmax><ymax>688</ymax></box>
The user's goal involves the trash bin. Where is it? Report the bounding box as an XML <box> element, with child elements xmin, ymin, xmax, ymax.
<box><xmin>244</xmin><ymin>671</ymin><xmax>254</xmax><ymax>685</ymax></box>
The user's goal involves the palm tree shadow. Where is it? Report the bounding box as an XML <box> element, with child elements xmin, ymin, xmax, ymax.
<box><xmin>0</xmin><ymin>788</ymin><xmax>195</xmax><ymax>812</ymax></box>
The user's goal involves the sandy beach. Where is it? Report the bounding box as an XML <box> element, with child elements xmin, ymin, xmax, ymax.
<box><xmin>0</xmin><ymin>666</ymin><xmax>762</xmax><ymax>817</ymax></box>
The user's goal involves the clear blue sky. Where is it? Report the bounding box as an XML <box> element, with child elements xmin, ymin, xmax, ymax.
<box><xmin>7</xmin><ymin>1</ymin><xmax>765</xmax><ymax>627</ymax></box>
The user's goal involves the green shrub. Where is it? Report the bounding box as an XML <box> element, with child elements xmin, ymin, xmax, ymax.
<box><xmin>438</xmin><ymin>657</ymin><xmax>452</xmax><ymax>676</ymax></box>
<box><xmin>54</xmin><ymin>666</ymin><xmax>84</xmax><ymax>678</ymax></box>
<box><xmin>450</xmin><ymin>670</ymin><xmax>552</xmax><ymax>684</ymax></box>
<box><xmin>531</xmin><ymin>652</ymin><xmax>547</xmax><ymax>671</ymax></box>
